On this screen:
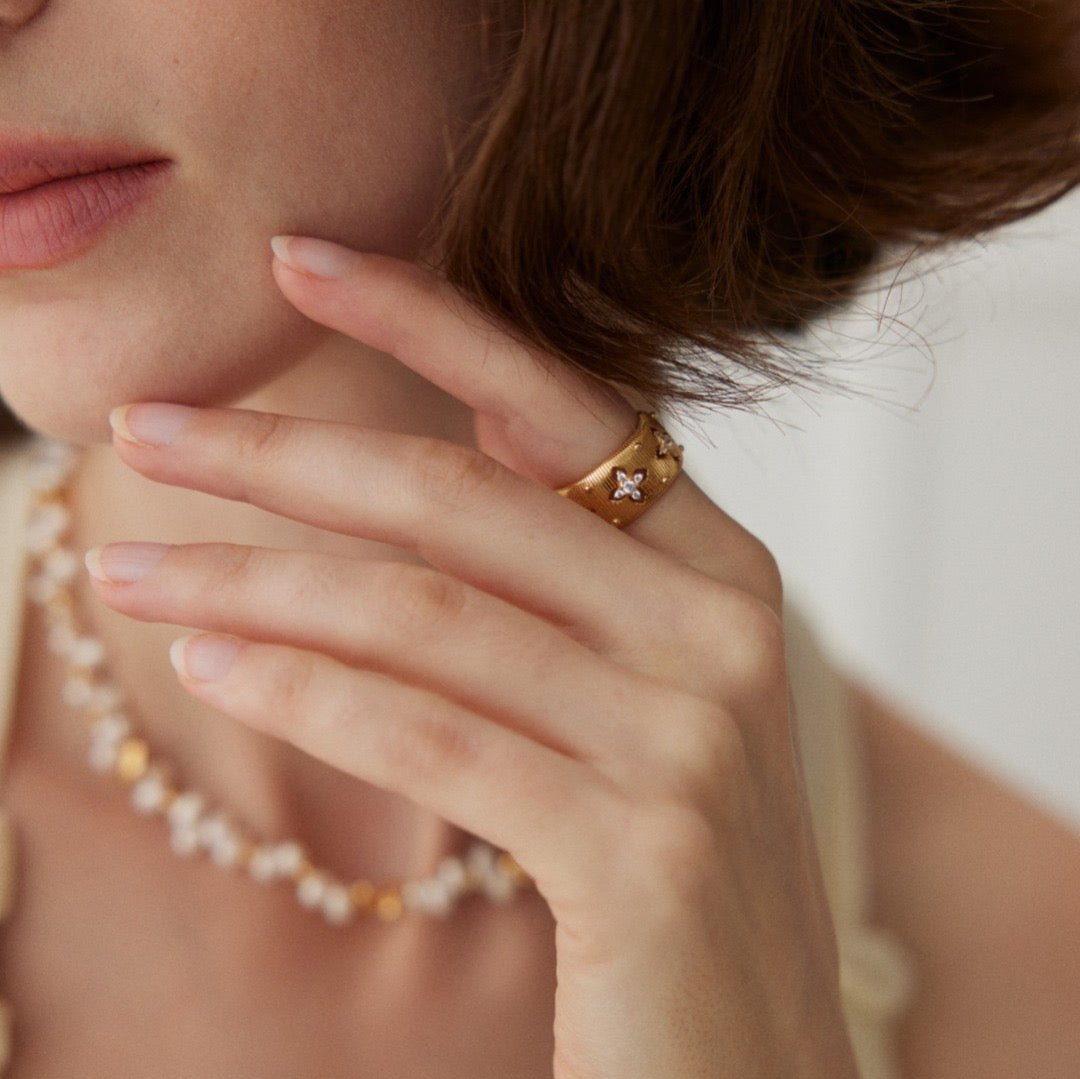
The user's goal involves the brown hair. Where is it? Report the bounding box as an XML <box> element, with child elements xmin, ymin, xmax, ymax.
<box><xmin>3</xmin><ymin>0</ymin><xmax>1080</xmax><ymax>440</ymax></box>
<box><xmin>423</xmin><ymin>0</ymin><xmax>1080</xmax><ymax>414</ymax></box>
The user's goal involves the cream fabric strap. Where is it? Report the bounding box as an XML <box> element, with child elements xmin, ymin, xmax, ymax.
<box><xmin>555</xmin><ymin>411</ymin><xmax>684</xmax><ymax>528</ymax></box>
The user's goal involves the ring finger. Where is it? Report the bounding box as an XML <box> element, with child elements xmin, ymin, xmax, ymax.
<box><xmin>86</xmin><ymin>540</ymin><xmax>682</xmax><ymax>773</ymax></box>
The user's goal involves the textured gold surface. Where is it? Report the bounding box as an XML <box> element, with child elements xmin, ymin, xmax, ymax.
<box><xmin>555</xmin><ymin>411</ymin><xmax>684</xmax><ymax>528</ymax></box>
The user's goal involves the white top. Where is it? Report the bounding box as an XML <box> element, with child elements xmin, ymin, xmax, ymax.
<box><xmin>0</xmin><ymin>433</ymin><xmax>919</xmax><ymax>1075</ymax></box>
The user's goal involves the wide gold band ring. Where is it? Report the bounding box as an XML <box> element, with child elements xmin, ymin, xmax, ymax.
<box><xmin>555</xmin><ymin>411</ymin><xmax>685</xmax><ymax>528</ymax></box>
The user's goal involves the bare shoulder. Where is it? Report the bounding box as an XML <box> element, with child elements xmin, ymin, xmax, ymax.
<box><xmin>845</xmin><ymin>678</ymin><xmax>1080</xmax><ymax>1079</ymax></box>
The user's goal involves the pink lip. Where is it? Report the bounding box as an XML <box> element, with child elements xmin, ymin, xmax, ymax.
<box><xmin>0</xmin><ymin>133</ymin><xmax>173</xmax><ymax>270</ymax></box>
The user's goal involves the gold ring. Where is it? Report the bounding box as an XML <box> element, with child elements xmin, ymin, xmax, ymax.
<box><xmin>555</xmin><ymin>411</ymin><xmax>684</xmax><ymax>528</ymax></box>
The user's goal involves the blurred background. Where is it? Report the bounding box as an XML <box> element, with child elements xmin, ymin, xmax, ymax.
<box><xmin>669</xmin><ymin>186</ymin><xmax>1080</xmax><ymax>831</ymax></box>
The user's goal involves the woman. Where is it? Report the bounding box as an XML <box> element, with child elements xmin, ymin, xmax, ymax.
<box><xmin>0</xmin><ymin>1</ymin><xmax>1077</xmax><ymax>1076</ymax></box>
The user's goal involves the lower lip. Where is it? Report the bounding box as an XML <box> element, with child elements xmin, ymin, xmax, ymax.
<box><xmin>0</xmin><ymin>160</ymin><xmax>173</xmax><ymax>271</ymax></box>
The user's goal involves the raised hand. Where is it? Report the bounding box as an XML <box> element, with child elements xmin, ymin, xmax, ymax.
<box><xmin>85</xmin><ymin>236</ymin><xmax>859</xmax><ymax>1078</ymax></box>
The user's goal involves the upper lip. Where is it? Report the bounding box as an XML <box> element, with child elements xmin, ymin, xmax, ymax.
<box><xmin>0</xmin><ymin>132</ymin><xmax>169</xmax><ymax>195</ymax></box>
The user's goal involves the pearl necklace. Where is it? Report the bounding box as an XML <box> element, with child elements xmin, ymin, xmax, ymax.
<box><xmin>20</xmin><ymin>435</ymin><xmax>533</xmax><ymax>927</ymax></box>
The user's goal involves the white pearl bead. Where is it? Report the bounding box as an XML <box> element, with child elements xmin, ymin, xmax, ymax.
<box><xmin>248</xmin><ymin>847</ymin><xmax>278</xmax><ymax>883</ymax></box>
<box><xmin>22</xmin><ymin>527</ymin><xmax>55</xmax><ymax>556</ymax></box>
<box><xmin>271</xmin><ymin>841</ymin><xmax>306</xmax><ymax>876</ymax></box>
<box><xmin>44</xmin><ymin>547</ymin><xmax>80</xmax><ymax>584</ymax></box>
<box><xmin>30</xmin><ymin>498</ymin><xmax>69</xmax><ymax>527</ymax></box>
<box><xmin>417</xmin><ymin>878</ymin><xmax>454</xmax><ymax>916</ymax></box>
<box><xmin>26</xmin><ymin>573</ymin><xmax>59</xmax><ymax>605</ymax></box>
<box><xmin>430</xmin><ymin>879</ymin><xmax>456</xmax><ymax>916</ymax></box>
<box><xmin>436</xmin><ymin>856</ymin><xmax>467</xmax><ymax>894</ymax></box>
<box><xmin>23</xmin><ymin>503</ymin><xmax>69</xmax><ymax>551</ymax></box>
<box><xmin>465</xmin><ymin>842</ymin><xmax>496</xmax><ymax>885</ymax></box>
<box><xmin>61</xmin><ymin>675</ymin><xmax>95</xmax><ymax>708</ymax></box>
<box><xmin>87</xmin><ymin>683</ymin><xmax>125</xmax><ymax>713</ymax></box>
<box><xmin>481</xmin><ymin>871</ymin><xmax>516</xmax><ymax>903</ymax></box>
<box><xmin>69</xmin><ymin>635</ymin><xmax>106</xmax><ymax>669</ymax></box>
<box><xmin>87</xmin><ymin>738</ymin><xmax>120</xmax><ymax>773</ymax></box>
<box><xmin>91</xmin><ymin>713</ymin><xmax>131</xmax><ymax>744</ymax></box>
<box><xmin>209</xmin><ymin>834</ymin><xmax>242</xmax><ymax>869</ymax></box>
<box><xmin>27</xmin><ymin>461</ymin><xmax>71</xmax><ymax>494</ymax></box>
<box><xmin>197</xmin><ymin>813</ymin><xmax>231</xmax><ymax>848</ymax></box>
<box><xmin>170</xmin><ymin>826</ymin><xmax>200</xmax><ymax>857</ymax></box>
<box><xmin>38</xmin><ymin>435</ymin><xmax>77</xmax><ymax>457</ymax></box>
<box><xmin>321</xmin><ymin>883</ymin><xmax>353</xmax><ymax>925</ymax></box>
<box><xmin>166</xmin><ymin>791</ymin><xmax>204</xmax><ymax>830</ymax></box>
<box><xmin>46</xmin><ymin>624</ymin><xmax>78</xmax><ymax>655</ymax></box>
<box><xmin>296</xmin><ymin>873</ymin><xmax>327</xmax><ymax>909</ymax></box>
<box><xmin>33</xmin><ymin>438</ymin><xmax>77</xmax><ymax>466</ymax></box>
<box><xmin>132</xmin><ymin>772</ymin><xmax>167</xmax><ymax>814</ymax></box>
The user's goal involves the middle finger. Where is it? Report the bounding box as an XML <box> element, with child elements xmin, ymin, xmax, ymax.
<box><xmin>107</xmin><ymin>403</ymin><xmax>718</xmax><ymax>659</ymax></box>
<box><xmin>85</xmin><ymin>540</ymin><xmax>674</xmax><ymax>774</ymax></box>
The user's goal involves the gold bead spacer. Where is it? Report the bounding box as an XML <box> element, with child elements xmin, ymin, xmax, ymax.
<box><xmin>496</xmin><ymin>851</ymin><xmax>531</xmax><ymax>885</ymax></box>
<box><xmin>374</xmin><ymin>888</ymin><xmax>404</xmax><ymax>921</ymax></box>
<box><xmin>349</xmin><ymin>880</ymin><xmax>376</xmax><ymax>911</ymax></box>
<box><xmin>115</xmin><ymin>738</ymin><xmax>150</xmax><ymax>783</ymax></box>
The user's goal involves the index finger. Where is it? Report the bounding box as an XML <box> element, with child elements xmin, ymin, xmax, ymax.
<box><xmin>268</xmin><ymin>236</ymin><xmax>773</xmax><ymax>596</ymax></box>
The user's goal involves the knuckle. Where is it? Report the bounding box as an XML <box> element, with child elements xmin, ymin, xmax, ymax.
<box><xmin>734</xmin><ymin>596</ymin><xmax>788</xmax><ymax>689</ymax></box>
<box><xmin>654</xmin><ymin>702</ymin><xmax>746</xmax><ymax>815</ymax></box>
<box><xmin>264</xmin><ymin>647</ymin><xmax>319</xmax><ymax>722</ymax></box>
<box><xmin>380</xmin><ymin>703</ymin><xmax>479</xmax><ymax>786</ymax></box>
<box><xmin>374</xmin><ymin>562</ymin><xmax>470</xmax><ymax>644</ymax></box>
<box><xmin>708</xmin><ymin>589</ymin><xmax>790</xmax><ymax>700</ymax></box>
<box><xmin>288</xmin><ymin>553</ymin><xmax>351</xmax><ymax>610</ymax></box>
<box><xmin>230</xmin><ymin>411</ymin><xmax>293</xmax><ymax>504</ymax></box>
<box><xmin>623</xmin><ymin>800</ymin><xmax>719</xmax><ymax>914</ymax></box>
<box><xmin>408</xmin><ymin>439</ymin><xmax>502</xmax><ymax>512</ymax></box>
<box><xmin>236</xmin><ymin>408</ymin><xmax>291</xmax><ymax>464</ymax></box>
<box><xmin>201</xmin><ymin>542</ymin><xmax>260</xmax><ymax>596</ymax></box>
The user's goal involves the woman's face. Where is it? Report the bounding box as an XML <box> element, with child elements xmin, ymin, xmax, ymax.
<box><xmin>0</xmin><ymin>0</ymin><xmax>490</xmax><ymax>443</ymax></box>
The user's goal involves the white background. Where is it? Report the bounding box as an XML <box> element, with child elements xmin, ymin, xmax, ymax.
<box><xmin>666</xmin><ymin>187</ymin><xmax>1080</xmax><ymax>831</ymax></box>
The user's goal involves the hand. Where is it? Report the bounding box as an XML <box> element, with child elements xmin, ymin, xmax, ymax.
<box><xmin>87</xmin><ymin>236</ymin><xmax>860</xmax><ymax>1078</ymax></box>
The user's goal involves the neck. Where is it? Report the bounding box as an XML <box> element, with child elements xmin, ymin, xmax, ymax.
<box><xmin>49</xmin><ymin>335</ymin><xmax>479</xmax><ymax>885</ymax></box>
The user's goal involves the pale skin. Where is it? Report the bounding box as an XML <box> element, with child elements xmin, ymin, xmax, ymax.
<box><xmin>1</xmin><ymin>0</ymin><xmax>1078</xmax><ymax>1077</ymax></box>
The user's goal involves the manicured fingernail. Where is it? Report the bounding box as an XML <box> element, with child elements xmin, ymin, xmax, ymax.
<box><xmin>170</xmin><ymin>634</ymin><xmax>241</xmax><ymax>682</ymax></box>
<box><xmin>270</xmin><ymin>235</ymin><xmax>358</xmax><ymax>280</ymax></box>
<box><xmin>110</xmin><ymin>403</ymin><xmax>198</xmax><ymax>447</ymax></box>
<box><xmin>85</xmin><ymin>542</ymin><xmax>169</xmax><ymax>583</ymax></box>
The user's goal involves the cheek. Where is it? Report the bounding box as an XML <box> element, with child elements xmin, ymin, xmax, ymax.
<box><xmin>175</xmin><ymin>0</ymin><xmax>475</xmax><ymax>255</ymax></box>
<box><xmin>0</xmin><ymin>0</ymin><xmax>484</xmax><ymax>444</ymax></box>
<box><xmin>0</xmin><ymin>252</ymin><xmax>331</xmax><ymax>445</ymax></box>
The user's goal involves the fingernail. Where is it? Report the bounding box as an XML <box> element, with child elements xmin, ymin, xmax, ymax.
<box><xmin>85</xmin><ymin>542</ymin><xmax>170</xmax><ymax>583</ymax></box>
<box><xmin>110</xmin><ymin>403</ymin><xmax>198</xmax><ymax>447</ymax></box>
<box><xmin>170</xmin><ymin>634</ymin><xmax>241</xmax><ymax>682</ymax></box>
<box><xmin>270</xmin><ymin>235</ymin><xmax>358</xmax><ymax>280</ymax></box>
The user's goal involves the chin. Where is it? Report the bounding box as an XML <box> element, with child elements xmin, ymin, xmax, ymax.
<box><xmin>0</xmin><ymin>272</ymin><xmax>329</xmax><ymax>448</ymax></box>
